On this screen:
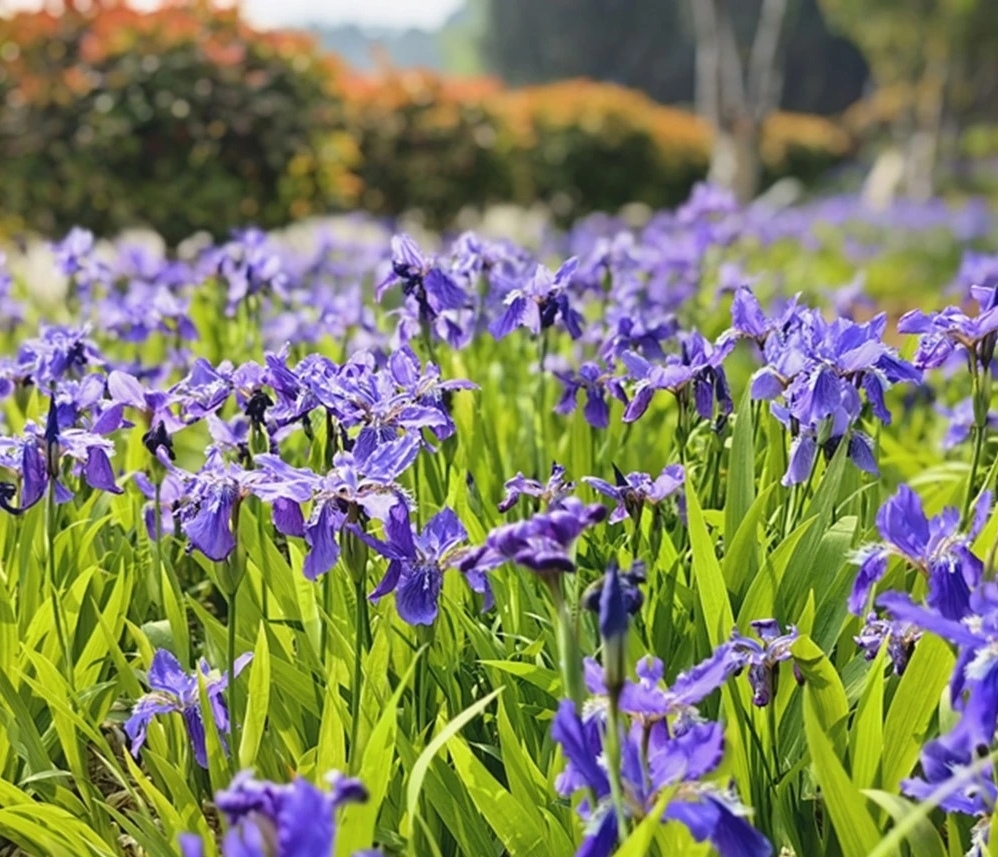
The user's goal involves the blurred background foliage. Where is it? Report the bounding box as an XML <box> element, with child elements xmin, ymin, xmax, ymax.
<box><xmin>0</xmin><ymin>0</ymin><xmax>995</xmax><ymax>242</ymax></box>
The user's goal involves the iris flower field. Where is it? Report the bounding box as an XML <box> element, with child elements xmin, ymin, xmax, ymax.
<box><xmin>1</xmin><ymin>186</ymin><xmax>998</xmax><ymax>857</ymax></box>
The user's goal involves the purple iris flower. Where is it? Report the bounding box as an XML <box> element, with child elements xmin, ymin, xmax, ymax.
<box><xmin>621</xmin><ymin>331</ymin><xmax>733</xmax><ymax>424</ymax></box>
<box><xmin>552</xmin><ymin>650</ymin><xmax>770</xmax><ymax>857</ymax></box>
<box><xmin>938</xmin><ymin>397</ymin><xmax>998</xmax><ymax>450</ymax></box>
<box><xmin>171</xmin><ymin>359</ymin><xmax>237</xmax><ymax>422</ymax></box>
<box><xmin>53</xmin><ymin>373</ymin><xmax>122</xmax><ymax>434</ymax></box>
<box><xmin>854</xmin><ymin>612</ymin><xmax>921</xmax><ymax>676</ymax></box>
<box><xmin>208</xmin><ymin>228</ymin><xmax>290</xmax><ymax>316</ymax></box>
<box><xmin>108</xmin><ymin>370</ymin><xmax>184</xmax><ymax>434</ymax></box>
<box><xmin>52</xmin><ymin>227</ymin><xmax>110</xmax><ymax>303</ymax></box>
<box><xmin>489</xmin><ymin>258</ymin><xmax>584</xmax><ymax>340</ymax></box>
<box><xmin>721</xmin><ymin>286</ymin><xmax>799</xmax><ymax>346</ymax></box>
<box><xmin>583</xmin><ymin>647</ymin><xmax>740</xmax><ymax>726</ymax></box>
<box><xmin>771</xmin><ymin>401</ymin><xmax>879</xmax><ymax>486</ymax></box>
<box><xmin>179</xmin><ymin>770</ymin><xmax>373</xmax><ymax>857</ymax></box>
<box><xmin>0</xmin><ymin>410</ymin><xmax>122</xmax><ymax>511</ymax></box>
<box><xmin>729</xmin><ymin>620</ymin><xmax>800</xmax><ymax>707</ymax></box>
<box><xmin>850</xmin><ymin>485</ymin><xmax>991</xmax><ymax>620</ymax></box>
<box><xmin>553</xmin><ymin>362</ymin><xmax>624</xmax><ymax>429</ymax></box>
<box><xmin>385</xmin><ymin>346</ymin><xmax>477</xmax><ymax>418</ymax></box>
<box><xmin>133</xmin><ymin>470</ymin><xmax>185</xmax><ymax>541</ymax></box>
<box><xmin>583</xmin><ymin>464</ymin><xmax>684</xmax><ymax>524</ymax></box>
<box><xmin>498</xmin><ymin>462</ymin><xmax>574</xmax><ymax>513</ymax></box>
<box><xmin>459</xmin><ymin>497</ymin><xmax>607</xmax><ymax>579</ymax></box>
<box><xmin>599</xmin><ymin>314</ymin><xmax>677</xmax><ymax>362</ymax></box>
<box><xmin>125</xmin><ymin>648</ymin><xmax>252</xmax><ymax>768</ymax></box>
<box><xmin>879</xmin><ymin>582</ymin><xmax>998</xmax><ymax>773</ymax></box>
<box><xmin>314</xmin><ymin>350</ymin><xmax>467</xmax><ymax>461</ymax></box>
<box><xmin>377</xmin><ymin>234</ymin><xmax>468</xmax><ymax>324</ymax></box>
<box><xmin>173</xmin><ymin>454</ymin><xmax>261</xmax><ymax>562</ymax></box>
<box><xmin>770</xmin><ymin>312</ymin><xmax>918</xmax><ymax>428</ymax></box>
<box><xmin>352</xmin><ymin>503</ymin><xmax>469</xmax><ymax>625</ymax></box>
<box><xmin>750</xmin><ymin>307</ymin><xmax>919</xmax><ymax>431</ymax></box>
<box><xmin>252</xmin><ymin>434</ymin><xmax>419</xmax><ymax>580</ymax></box>
<box><xmin>953</xmin><ymin>251</ymin><xmax>998</xmax><ymax>296</ymax></box>
<box><xmin>17</xmin><ymin>325</ymin><xmax>104</xmax><ymax>386</ymax></box>
<box><xmin>902</xmin><ymin>725</ymin><xmax>995</xmax><ymax>857</ymax></box>
<box><xmin>264</xmin><ymin>348</ymin><xmax>322</xmax><ymax>428</ymax></box>
<box><xmin>582</xmin><ymin>561</ymin><xmax>645</xmax><ymax>633</ymax></box>
<box><xmin>899</xmin><ymin>285</ymin><xmax>998</xmax><ymax>370</ymax></box>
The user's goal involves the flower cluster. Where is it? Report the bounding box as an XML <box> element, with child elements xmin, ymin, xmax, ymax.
<box><xmin>735</xmin><ymin>288</ymin><xmax>920</xmax><ymax>484</ymax></box>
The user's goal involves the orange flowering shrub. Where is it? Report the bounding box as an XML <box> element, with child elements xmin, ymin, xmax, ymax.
<box><xmin>0</xmin><ymin>0</ymin><xmax>359</xmax><ymax>243</ymax></box>
<box><xmin>341</xmin><ymin>68</ymin><xmax>515</xmax><ymax>226</ymax></box>
<box><xmin>0</xmin><ymin>3</ymin><xmax>854</xmax><ymax>238</ymax></box>
<box><xmin>495</xmin><ymin>80</ymin><xmax>712</xmax><ymax>217</ymax></box>
<box><xmin>761</xmin><ymin>111</ymin><xmax>855</xmax><ymax>184</ymax></box>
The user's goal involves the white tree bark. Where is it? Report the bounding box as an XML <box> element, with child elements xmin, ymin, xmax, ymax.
<box><xmin>690</xmin><ymin>0</ymin><xmax>791</xmax><ymax>202</ymax></box>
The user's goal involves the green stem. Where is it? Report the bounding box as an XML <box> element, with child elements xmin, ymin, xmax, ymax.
<box><xmin>349</xmin><ymin>576</ymin><xmax>367</xmax><ymax>772</ymax></box>
<box><xmin>604</xmin><ymin>693</ymin><xmax>630</xmax><ymax>842</ymax></box>
<box><xmin>46</xmin><ymin>482</ymin><xmax>73</xmax><ymax>689</ymax></box>
<box><xmin>227</xmin><ymin>589</ymin><xmax>239</xmax><ymax>772</ymax></box>
<box><xmin>965</xmin><ymin>419</ymin><xmax>987</xmax><ymax>524</ymax></box>
<box><xmin>767</xmin><ymin>697</ymin><xmax>781</xmax><ymax>783</ymax></box>
<box><xmin>535</xmin><ymin>332</ymin><xmax>550</xmax><ymax>477</ymax></box>
<box><xmin>321</xmin><ymin>570</ymin><xmax>334</xmax><ymax>669</ymax></box>
<box><xmin>548</xmin><ymin>580</ymin><xmax>585</xmax><ymax>712</ymax></box>
<box><xmin>628</xmin><ymin>504</ymin><xmax>644</xmax><ymax>561</ymax></box>
<box><xmin>153</xmin><ymin>481</ymin><xmax>163</xmax><ymax>586</ymax></box>
<box><xmin>791</xmin><ymin>455</ymin><xmax>819</xmax><ymax>532</ymax></box>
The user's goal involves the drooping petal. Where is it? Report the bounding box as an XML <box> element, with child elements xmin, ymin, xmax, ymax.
<box><xmin>782</xmin><ymin>435</ymin><xmax>816</xmax><ymax>487</ymax></box>
<box><xmin>848</xmin><ymin>547</ymin><xmax>889</xmax><ymax>615</ymax></box>
<box><xmin>369</xmin><ymin>559</ymin><xmax>403</xmax><ymax>601</ymax></box>
<box><xmin>124</xmin><ymin>694</ymin><xmax>178</xmax><ymax>757</ymax></box>
<box><xmin>83</xmin><ymin>447</ymin><xmax>122</xmax><ymax>494</ymax></box>
<box><xmin>183</xmin><ymin>706</ymin><xmax>210</xmax><ymax>769</ymax></box>
<box><xmin>847</xmin><ymin>432</ymin><xmax>879</xmax><ymax>476</ymax></box>
<box><xmin>183</xmin><ymin>487</ymin><xmax>237</xmax><ymax>562</ymax></box>
<box><xmin>583</xmin><ymin>390</ymin><xmax>610</xmax><ymax>429</ymax></box>
<box><xmin>576</xmin><ymin>806</ymin><xmax>619</xmax><ymax>857</ymax></box>
<box><xmin>303</xmin><ymin>502</ymin><xmax>342</xmax><ymax>581</ymax></box>
<box><xmin>394</xmin><ymin>562</ymin><xmax>443</xmax><ymax>626</ymax></box>
<box><xmin>276</xmin><ymin>778</ymin><xmax>336</xmax><ymax>857</ymax></box>
<box><xmin>550</xmin><ymin>699</ymin><xmax>610</xmax><ymax>797</ymax></box>
<box><xmin>272</xmin><ymin>498</ymin><xmax>306</xmax><ymax>538</ymax></box>
<box><xmin>489</xmin><ymin>295</ymin><xmax>528</xmax><ymax>340</ymax></box>
<box><xmin>876</xmin><ymin>592</ymin><xmax>980</xmax><ymax>647</ymax></box>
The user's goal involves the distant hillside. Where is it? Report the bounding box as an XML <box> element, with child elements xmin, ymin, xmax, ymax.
<box><xmin>305</xmin><ymin>3</ymin><xmax>481</xmax><ymax>74</ymax></box>
<box><xmin>309</xmin><ymin>24</ymin><xmax>445</xmax><ymax>71</ymax></box>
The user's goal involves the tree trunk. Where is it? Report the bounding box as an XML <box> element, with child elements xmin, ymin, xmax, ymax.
<box><xmin>691</xmin><ymin>0</ymin><xmax>790</xmax><ymax>202</ymax></box>
<box><xmin>903</xmin><ymin>55</ymin><xmax>949</xmax><ymax>200</ymax></box>
<box><xmin>691</xmin><ymin>0</ymin><xmax>722</xmax><ymax>124</ymax></box>
<box><xmin>709</xmin><ymin>122</ymin><xmax>762</xmax><ymax>204</ymax></box>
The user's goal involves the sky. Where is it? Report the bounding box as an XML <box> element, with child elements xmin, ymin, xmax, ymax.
<box><xmin>0</xmin><ymin>0</ymin><xmax>466</xmax><ymax>29</ymax></box>
<box><xmin>246</xmin><ymin>0</ymin><xmax>464</xmax><ymax>29</ymax></box>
